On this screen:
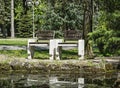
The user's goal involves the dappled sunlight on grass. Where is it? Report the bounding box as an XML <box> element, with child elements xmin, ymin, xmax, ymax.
<box><xmin>0</xmin><ymin>50</ymin><xmax>27</xmax><ymax>58</ymax></box>
<box><xmin>62</xmin><ymin>49</ymin><xmax>78</xmax><ymax>60</ymax></box>
<box><xmin>34</xmin><ymin>50</ymin><xmax>49</xmax><ymax>60</ymax></box>
<box><xmin>0</xmin><ymin>49</ymin><xmax>79</xmax><ymax>60</ymax></box>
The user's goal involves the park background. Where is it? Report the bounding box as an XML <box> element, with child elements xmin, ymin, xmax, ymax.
<box><xmin>0</xmin><ymin>0</ymin><xmax>120</xmax><ymax>58</ymax></box>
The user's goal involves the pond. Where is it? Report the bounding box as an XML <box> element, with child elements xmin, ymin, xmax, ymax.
<box><xmin>0</xmin><ymin>71</ymin><xmax>119</xmax><ymax>88</ymax></box>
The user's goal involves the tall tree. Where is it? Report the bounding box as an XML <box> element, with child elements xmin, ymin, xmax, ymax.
<box><xmin>11</xmin><ymin>0</ymin><xmax>15</xmax><ymax>38</ymax></box>
<box><xmin>0</xmin><ymin>0</ymin><xmax>5</xmax><ymax>36</ymax></box>
<box><xmin>83</xmin><ymin>0</ymin><xmax>94</xmax><ymax>58</ymax></box>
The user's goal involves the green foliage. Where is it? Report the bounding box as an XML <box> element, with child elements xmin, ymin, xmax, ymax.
<box><xmin>55</xmin><ymin>30</ymin><xmax>63</xmax><ymax>38</ymax></box>
<box><xmin>14</xmin><ymin>3</ymin><xmax>23</xmax><ymax>20</ymax></box>
<box><xmin>0</xmin><ymin>0</ymin><xmax>5</xmax><ymax>25</ymax></box>
<box><xmin>89</xmin><ymin>10</ymin><xmax>120</xmax><ymax>56</ymax></box>
<box><xmin>14</xmin><ymin>1</ymin><xmax>33</xmax><ymax>38</ymax></box>
<box><xmin>0</xmin><ymin>0</ymin><xmax>11</xmax><ymax>37</ymax></box>
<box><xmin>41</xmin><ymin>1</ymin><xmax>83</xmax><ymax>32</ymax></box>
<box><xmin>0</xmin><ymin>1</ymin><xmax>88</xmax><ymax>38</ymax></box>
<box><xmin>16</xmin><ymin>14</ymin><xmax>33</xmax><ymax>37</ymax></box>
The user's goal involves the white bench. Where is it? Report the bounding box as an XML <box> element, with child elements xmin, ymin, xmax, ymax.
<box><xmin>53</xmin><ymin>30</ymin><xmax>85</xmax><ymax>60</ymax></box>
<box><xmin>27</xmin><ymin>30</ymin><xmax>55</xmax><ymax>59</ymax></box>
<box><xmin>27</xmin><ymin>30</ymin><xmax>85</xmax><ymax>60</ymax></box>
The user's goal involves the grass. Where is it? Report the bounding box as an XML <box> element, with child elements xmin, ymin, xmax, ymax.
<box><xmin>34</xmin><ymin>50</ymin><xmax>49</xmax><ymax>59</ymax></box>
<box><xmin>0</xmin><ymin>50</ymin><xmax>27</xmax><ymax>58</ymax></box>
<box><xmin>62</xmin><ymin>48</ymin><xmax>79</xmax><ymax>60</ymax></box>
<box><xmin>0</xmin><ymin>38</ymin><xmax>28</xmax><ymax>59</ymax></box>
<box><xmin>0</xmin><ymin>38</ymin><xmax>28</xmax><ymax>46</ymax></box>
<box><xmin>0</xmin><ymin>49</ymin><xmax>78</xmax><ymax>60</ymax></box>
<box><xmin>34</xmin><ymin>48</ymin><xmax>79</xmax><ymax>60</ymax></box>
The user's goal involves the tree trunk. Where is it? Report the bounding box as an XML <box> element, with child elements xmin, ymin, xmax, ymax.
<box><xmin>11</xmin><ymin>0</ymin><xmax>15</xmax><ymax>38</ymax></box>
<box><xmin>83</xmin><ymin>0</ymin><xmax>94</xmax><ymax>58</ymax></box>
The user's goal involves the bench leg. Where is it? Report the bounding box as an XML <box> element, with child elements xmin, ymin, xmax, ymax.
<box><xmin>27</xmin><ymin>46</ymin><xmax>35</xmax><ymax>59</ymax></box>
<box><xmin>55</xmin><ymin>39</ymin><xmax>63</xmax><ymax>60</ymax></box>
<box><xmin>56</xmin><ymin>46</ymin><xmax>62</xmax><ymax>60</ymax></box>
<box><xmin>78</xmin><ymin>40</ymin><xmax>85</xmax><ymax>60</ymax></box>
<box><xmin>49</xmin><ymin>39</ymin><xmax>63</xmax><ymax>60</ymax></box>
<box><xmin>27</xmin><ymin>39</ymin><xmax>36</xmax><ymax>59</ymax></box>
<box><xmin>49</xmin><ymin>40</ymin><xmax>56</xmax><ymax>60</ymax></box>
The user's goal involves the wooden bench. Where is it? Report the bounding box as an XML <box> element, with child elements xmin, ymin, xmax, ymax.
<box><xmin>64</xmin><ymin>30</ymin><xmax>82</xmax><ymax>41</ymax></box>
<box><xmin>56</xmin><ymin>30</ymin><xmax>85</xmax><ymax>60</ymax></box>
<box><xmin>27</xmin><ymin>30</ymin><xmax>55</xmax><ymax>59</ymax></box>
<box><xmin>58</xmin><ymin>30</ymin><xmax>82</xmax><ymax>46</ymax></box>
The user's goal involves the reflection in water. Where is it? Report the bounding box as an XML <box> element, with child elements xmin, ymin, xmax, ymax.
<box><xmin>49</xmin><ymin>77</ymin><xmax>84</xmax><ymax>88</ymax></box>
<box><xmin>0</xmin><ymin>72</ymin><xmax>119</xmax><ymax>88</ymax></box>
<box><xmin>78</xmin><ymin>78</ymin><xmax>84</xmax><ymax>88</ymax></box>
<box><xmin>112</xmin><ymin>72</ymin><xmax>120</xmax><ymax>88</ymax></box>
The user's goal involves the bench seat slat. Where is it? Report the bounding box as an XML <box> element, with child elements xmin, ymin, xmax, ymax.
<box><xmin>57</xmin><ymin>30</ymin><xmax>82</xmax><ymax>47</ymax></box>
<box><xmin>64</xmin><ymin>30</ymin><xmax>82</xmax><ymax>41</ymax></box>
<box><xmin>58</xmin><ymin>43</ymin><xmax>78</xmax><ymax>47</ymax></box>
<box><xmin>36</xmin><ymin>30</ymin><xmax>54</xmax><ymax>40</ymax></box>
<box><xmin>29</xmin><ymin>42</ymin><xmax>49</xmax><ymax>44</ymax></box>
<box><xmin>29</xmin><ymin>44</ymin><xmax>49</xmax><ymax>47</ymax></box>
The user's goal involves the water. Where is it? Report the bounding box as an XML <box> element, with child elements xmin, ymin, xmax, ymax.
<box><xmin>0</xmin><ymin>72</ymin><xmax>119</xmax><ymax>88</ymax></box>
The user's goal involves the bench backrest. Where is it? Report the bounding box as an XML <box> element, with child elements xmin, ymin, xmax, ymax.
<box><xmin>64</xmin><ymin>30</ymin><xmax>83</xmax><ymax>41</ymax></box>
<box><xmin>36</xmin><ymin>30</ymin><xmax>55</xmax><ymax>40</ymax></box>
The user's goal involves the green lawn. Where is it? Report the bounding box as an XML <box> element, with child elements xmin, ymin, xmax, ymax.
<box><xmin>0</xmin><ymin>38</ymin><xmax>28</xmax><ymax>58</ymax></box>
<box><xmin>0</xmin><ymin>38</ymin><xmax>28</xmax><ymax>46</ymax></box>
<box><xmin>0</xmin><ymin>49</ymin><xmax>78</xmax><ymax>60</ymax></box>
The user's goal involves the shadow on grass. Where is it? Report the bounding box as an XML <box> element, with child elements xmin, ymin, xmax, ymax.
<box><xmin>34</xmin><ymin>50</ymin><xmax>49</xmax><ymax>60</ymax></box>
<box><xmin>34</xmin><ymin>49</ymin><xmax>79</xmax><ymax>60</ymax></box>
<box><xmin>62</xmin><ymin>49</ymin><xmax>78</xmax><ymax>60</ymax></box>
